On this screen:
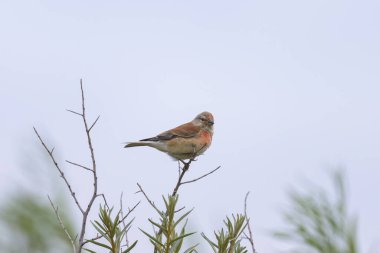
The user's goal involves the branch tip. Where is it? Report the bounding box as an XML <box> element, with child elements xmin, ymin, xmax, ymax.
<box><xmin>89</xmin><ymin>115</ymin><xmax>100</xmax><ymax>132</ymax></box>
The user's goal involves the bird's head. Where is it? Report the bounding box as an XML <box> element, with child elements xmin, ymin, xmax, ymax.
<box><xmin>194</xmin><ymin>111</ymin><xmax>214</xmax><ymax>132</ymax></box>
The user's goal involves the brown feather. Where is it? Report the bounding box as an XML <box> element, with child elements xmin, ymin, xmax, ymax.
<box><xmin>161</xmin><ymin>122</ymin><xmax>201</xmax><ymax>138</ymax></box>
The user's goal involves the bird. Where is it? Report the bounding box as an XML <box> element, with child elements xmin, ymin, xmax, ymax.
<box><xmin>124</xmin><ymin>112</ymin><xmax>214</xmax><ymax>160</ymax></box>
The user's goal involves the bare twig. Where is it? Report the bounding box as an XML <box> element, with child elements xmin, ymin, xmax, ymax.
<box><xmin>76</xmin><ymin>79</ymin><xmax>100</xmax><ymax>251</ymax></box>
<box><xmin>82</xmin><ymin>234</ymin><xmax>102</xmax><ymax>246</ymax></box>
<box><xmin>172</xmin><ymin>161</ymin><xmax>221</xmax><ymax>196</ymax></box>
<box><xmin>34</xmin><ymin>127</ymin><xmax>84</xmax><ymax>214</ymax></box>
<box><xmin>66</xmin><ymin>109</ymin><xmax>83</xmax><ymax>117</ymax></box>
<box><xmin>171</xmin><ymin>144</ymin><xmax>218</xmax><ymax>196</ymax></box>
<box><xmin>89</xmin><ymin>115</ymin><xmax>100</xmax><ymax>132</ymax></box>
<box><xmin>97</xmin><ymin>193</ymin><xmax>109</xmax><ymax>209</ymax></box>
<box><xmin>48</xmin><ymin>195</ymin><xmax>76</xmax><ymax>253</ymax></box>
<box><xmin>181</xmin><ymin>166</ymin><xmax>221</xmax><ymax>185</ymax></box>
<box><xmin>172</xmin><ymin>160</ymin><xmax>192</xmax><ymax>196</ymax></box>
<box><xmin>244</xmin><ymin>192</ymin><xmax>257</xmax><ymax>253</ymax></box>
<box><xmin>136</xmin><ymin>183</ymin><xmax>162</xmax><ymax>214</ymax></box>
<box><xmin>119</xmin><ymin>200</ymin><xmax>140</xmax><ymax>226</ymax></box>
<box><xmin>35</xmin><ymin>80</ymin><xmax>104</xmax><ymax>253</ymax></box>
<box><xmin>66</xmin><ymin>160</ymin><xmax>92</xmax><ymax>172</ymax></box>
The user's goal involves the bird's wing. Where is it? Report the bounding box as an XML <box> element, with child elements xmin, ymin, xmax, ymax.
<box><xmin>140</xmin><ymin>122</ymin><xmax>201</xmax><ymax>142</ymax></box>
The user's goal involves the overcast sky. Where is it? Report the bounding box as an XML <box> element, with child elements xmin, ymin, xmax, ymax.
<box><xmin>1</xmin><ymin>0</ymin><xmax>380</xmax><ymax>252</ymax></box>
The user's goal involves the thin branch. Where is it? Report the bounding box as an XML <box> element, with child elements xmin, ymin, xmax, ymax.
<box><xmin>66</xmin><ymin>109</ymin><xmax>83</xmax><ymax>117</ymax></box>
<box><xmin>118</xmin><ymin>200</ymin><xmax>140</xmax><ymax>226</ymax></box>
<box><xmin>89</xmin><ymin>115</ymin><xmax>100</xmax><ymax>132</ymax></box>
<box><xmin>34</xmin><ymin>127</ymin><xmax>84</xmax><ymax>214</ymax></box>
<box><xmin>97</xmin><ymin>193</ymin><xmax>109</xmax><ymax>209</ymax></box>
<box><xmin>77</xmin><ymin>79</ymin><xmax>100</xmax><ymax>251</ymax></box>
<box><xmin>83</xmin><ymin>234</ymin><xmax>102</xmax><ymax>246</ymax></box>
<box><xmin>48</xmin><ymin>195</ymin><xmax>77</xmax><ymax>253</ymax></box>
<box><xmin>181</xmin><ymin>166</ymin><xmax>221</xmax><ymax>185</ymax></box>
<box><xmin>171</xmin><ymin>160</ymin><xmax>192</xmax><ymax>196</ymax></box>
<box><xmin>36</xmin><ymin>80</ymin><xmax>103</xmax><ymax>253</ymax></box>
<box><xmin>244</xmin><ymin>191</ymin><xmax>257</xmax><ymax>253</ymax></box>
<box><xmin>66</xmin><ymin>160</ymin><xmax>92</xmax><ymax>172</ymax></box>
<box><xmin>172</xmin><ymin>162</ymin><xmax>221</xmax><ymax>196</ymax></box>
<box><xmin>136</xmin><ymin>183</ymin><xmax>162</xmax><ymax>215</ymax></box>
<box><xmin>171</xmin><ymin>144</ymin><xmax>209</xmax><ymax>196</ymax></box>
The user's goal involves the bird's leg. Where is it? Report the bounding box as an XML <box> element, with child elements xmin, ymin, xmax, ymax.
<box><xmin>177</xmin><ymin>160</ymin><xmax>182</xmax><ymax>176</ymax></box>
<box><xmin>179</xmin><ymin>159</ymin><xmax>192</xmax><ymax>172</ymax></box>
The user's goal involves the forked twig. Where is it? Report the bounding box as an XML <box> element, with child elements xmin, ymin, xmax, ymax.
<box><xmin>171</xmin><ymin>160</ymin><xmax>192</xmax><ymax>196</ymax></box>
<box><xmin>34</xmin><ymin>80</ymin><xmax>104</xmax><ymax>253</ymax></box>
<box><xmin>172</xmin><ymin>160</ymin><xmax>221</xmax><ymax>196</ymax></box>
<box><xmin>119</xmin><ymin>200</ymin><xmax>140</xmax><ymax>226</ymax></box>
<box><xmin>89</xmin><ymin>115</ymin><xmax>100</xmax><ymax>132</ymax></box>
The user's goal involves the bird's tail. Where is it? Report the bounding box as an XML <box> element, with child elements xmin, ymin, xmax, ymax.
<box><xmin>124</xmin><ymin>141</ymin><xmax>155</xmax><ymax>148</ymax></box>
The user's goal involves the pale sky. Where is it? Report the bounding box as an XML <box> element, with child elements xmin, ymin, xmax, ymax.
<box><xmin>1</xmin><ymin>1</ymin><xmax>380</xmax><ymax>252</ymax></box>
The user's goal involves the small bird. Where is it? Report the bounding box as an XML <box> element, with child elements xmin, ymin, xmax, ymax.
<box><xmin>124</xmin><ymin>112</ymin><xmax>214</xmax><ymax>160</ymax></box>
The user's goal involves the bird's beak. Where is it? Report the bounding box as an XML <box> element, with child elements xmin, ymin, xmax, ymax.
<box><xmin>208</xmin><ymin>120</ymin><xmax>214</xmax><ymax>126</ymax></box>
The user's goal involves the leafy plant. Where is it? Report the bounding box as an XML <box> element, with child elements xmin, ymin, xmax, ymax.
<box><xmin>140</xmin><ymin>195</ymin><xmax>198</xmax><ymax>253</ymax></box>
<box><xmin>202</xmin><ymin>214</ymin><xmax>248</xmax><ymax>253</ymax></box>
<box><xmin>85</xmin><ymin>205</ymin><xmax>137</xmax><ymax>253</ymax></box>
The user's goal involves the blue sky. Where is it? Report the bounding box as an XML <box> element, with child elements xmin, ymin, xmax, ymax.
<box><xmin>1</xmin><ymin>1</ymin><xmax>380</xmax><ymax>252</ymax></box>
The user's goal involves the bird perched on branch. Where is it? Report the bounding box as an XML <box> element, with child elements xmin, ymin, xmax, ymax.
<box><xmin>124</xmin><ymin>112</ymin><xmax>214</xmax><ymax>160</ymax></box>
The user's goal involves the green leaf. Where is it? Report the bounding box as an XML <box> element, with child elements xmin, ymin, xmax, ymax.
<box><xmin>174</xmin><ymin>209</ymin><xmax>193</xmax><ymax>227</ymax></box>
<box><xmin>201</xmin><ymin>232</ymin><xmax>218</xmax><ymax>252</ymax></box>
<box><xmin>140</xmin><ymin>228</ymin><xmax>165</xmax><ymax>247</ymax></box>
<box><xmin>148</xmin><ymin>218</ymin><xmax>167</xmax><ymax>233</ymax></box>
<box><xmin>83</xmin><ymin>248</ymin><xmax>97</xmax><ymax>253</ymax></box>
<box><xmin>183</xmin><ymin>243</ymin><xmax>199</xmax><ymax>253</ymax></box>
<box><xmin>170</xmin><ymin>232</ymin><xmax>196</xmax><ymax>246</ymax></box>
<box><xmin>87</xmin><ymin>240</ymin><xmax>113</xmax><ymax>250</ymax></box>
<box><xmin>122</xmin><ymin>240</ymin><xmax>138</xmax><ymax>253</ymax></box>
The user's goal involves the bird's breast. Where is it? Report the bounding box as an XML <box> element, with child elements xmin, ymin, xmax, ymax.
<box><xmin>165</xmin><ymin>129</ymin><xmax>212</xmax><ymax>155</ymax></box>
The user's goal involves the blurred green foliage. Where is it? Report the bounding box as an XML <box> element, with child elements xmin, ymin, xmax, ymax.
<box><xmin>0</xmin><ymin>143</ymin><xmax>76</xmax><ymax>253</ymax></box>
<box><xmin>274</xmin><ymin>170</ymin><xmax>358</xmax><ymax>253</ymax></box>
<box><xmin>0</xmin><ymin>192</ymin><xmax>75</xmax><ymax>253</ymax></box>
